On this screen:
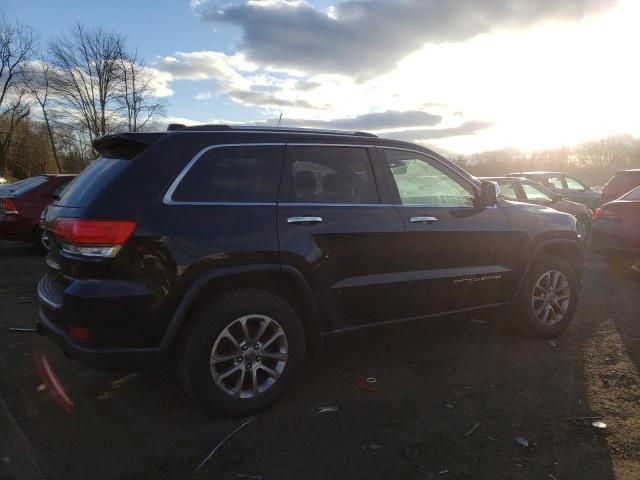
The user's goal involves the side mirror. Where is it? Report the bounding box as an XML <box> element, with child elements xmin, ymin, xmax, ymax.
<box><xmin>477</xmin><ymin>181</ymin><xmax>499</xmax><ymax>207</ymax></box>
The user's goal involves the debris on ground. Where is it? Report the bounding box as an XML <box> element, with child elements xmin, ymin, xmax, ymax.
<box><xmin>197</xmin><ymin>417</ymin><xmax>255</xmax><ymax>470</ymax></box>
<box><xmin>562</xmin><ymin>416</ymin><xmax>606</xmax><ymax>429</ymax></box>
<box><xmin>403</xmin><ymin>446</ymin><xmax>419</xmax><ymax>461</ymax></box>
<box><xmin>438</xmin><ymin>470</ymin><xmax>449</xmax><ymax>475</ymax></box>
<box><xmin>444</xmin><ymin>403</ymin><xmax>455</xmax><ymax>409</ymax></box>
<box><xmin>549</xmin><ymin>474</ymin><xmax>559</xmax><ymax>480</ymax></box>
<box><xmin>464</xmin><ymin>422</ymin><xmax>481</xmax><ymax>437</ymax></box>
<box><xmin>366</xmin><ymin>377</ymin><xmax>377</xmax><ymax>384</ymax></box>
<box><xmin>316</xmin><ymin>406</ymin><xmax>338</xmax><ymax>414</ymax></box>
<box><xmin>486</xmin><ymin>435</ymin><xmax>495</xmax><ymax>441</ymax></box>
<box><xmin>361</xmin><ymin>444</ymin><xmax>384</xmax><ymax>451</ymax></box>
<box><xmin>469</xmin><ymin>318</ymin><xmax>488</xmax><ymax>327</ymax></box>
<box><xmin>36</xmin><ymin>383</ymin><xmax>46</xmax><ymax>392</ymax></box>
<box><xmin>96</xmin><ymin>373</ymin><xmax>139</xmax><ymax>401</ymax></box>
<box><xmin>591</xmin><ymin>420</ymin><xmax>607</xmax><ymax>429</ymax></box>
<box><xmin>514</xmin><ymin>436</ymin><xmax>529</xmax><ymax>448</ymax></box>
<box><xmin>8</xmin><ymin>327</ymin><xmax>39</xmax><ymax>333</ymax></box>
<box><xmin>355</xmin><ymin>380</ymin><xmax>380</xmax><ymax>393</ymax></box>
<box><xmin>549</xmin><ymin>339</ymin><xmax>559</xmax><ymax>348</ymax></box>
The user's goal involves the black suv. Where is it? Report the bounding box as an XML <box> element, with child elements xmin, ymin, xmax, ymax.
<box><xmin>38</xmin><ymin>125</ymin><xmax>583</xmax><ymax>416</ymax></box>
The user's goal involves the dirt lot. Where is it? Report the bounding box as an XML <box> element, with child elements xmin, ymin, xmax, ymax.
<box><xmin>1</xmin><ymin>240</ymin><xmax>639</xmax><ymax>480</ymax></box>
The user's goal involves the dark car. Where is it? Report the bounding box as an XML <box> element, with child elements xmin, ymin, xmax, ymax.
<box><xmin>481</xmin><ymin>176</ymin><xmax>592</xmax><ymax>241</ymax></box>
<box><xmin>0</xmin><ymin>174</ymin><xmax>76</xmax><ymax>251</ymax></box>
<box><xmin>505</xmin><ymin>171</ymin><xmax>601</xmax><ymax>210</ymax></box>
<box><xmin>600</xmin><ymin>169</ymin><xmax>640</xmax><ymax>206</ymax></box>
<box><xmin>592</xmin><ymin>186</ymin><xmax>640</xmax><ymax>267</ymax></box>
<box><xmin>37</xmin><ymin>125</ymin><xmax>583</xmax><ymax>417</ymax></box>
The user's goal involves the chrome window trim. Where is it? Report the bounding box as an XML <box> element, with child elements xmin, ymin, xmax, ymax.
<box><xmin>280</xmin><ymin>203</ymin><xmax>394</xmax><ymax>208</ymax></box>
<box><xmin>163</xmin><ymin>143</ymin><xmax>286</xmax><ymax>206</ymax></box>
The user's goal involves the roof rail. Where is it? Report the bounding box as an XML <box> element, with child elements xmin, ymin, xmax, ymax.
<box><xmin>168</xmin><ymin>124</ymin><xmax>377</xmax><ymax>138</ymax></box>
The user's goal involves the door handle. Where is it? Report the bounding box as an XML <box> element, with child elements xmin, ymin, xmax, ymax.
<box><xmin>410</xmin><ymin>216</ymin><xmax>439</xmax><ymax>224</ymax></box>
<box><xmin>287</xmin><ymin>216</ymin><xmax>323</xmax><ymax>224</ymax></box>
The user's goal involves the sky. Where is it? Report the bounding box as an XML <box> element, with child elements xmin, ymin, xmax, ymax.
<box><xmin>3</xmin><ymin>0</ymin><xmax>639</xmax><ymax>154</ymax></box>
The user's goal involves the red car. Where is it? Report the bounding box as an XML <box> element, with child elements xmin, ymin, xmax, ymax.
<box><xmin>0</xmin><ymin>174</ymin><xmax>76</xmax><ymax>251</ymax></box>
<box><xmin>600</xmin><ymin>169</ymin><xmax>640</xmax><ymax>205</ymax></box>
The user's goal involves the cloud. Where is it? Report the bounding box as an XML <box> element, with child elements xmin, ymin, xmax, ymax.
<box><xmin>384</xmin><ymin>120</ymin><xmax>495</xmax><ymax>141</ymax></box>
<box><xmin>194</xmin><ymin>0</ymin><xmax>615</xmax><ymax>78</ymax></box>
<box><xmin>227</xmin><ymin>89</ymin><xmax>318</xmax><ymax>108</ymax></box>
<box><xmin>257</xmin><ymin>109</ymin><xmax>442</xmax><ymax>130</ymax></box>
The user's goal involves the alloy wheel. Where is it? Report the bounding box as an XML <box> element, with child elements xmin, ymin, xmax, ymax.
<box><xmin>210</xmin><ymin>314</ymin><xmax>288</xmax><ymax>399</ymax></box>
<box><xmin>531</xmin><ymin>270</ymin><xmax>571</xmax><ymax>326</ymax></box>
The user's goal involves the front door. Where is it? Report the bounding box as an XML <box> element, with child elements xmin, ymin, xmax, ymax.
<box><xmin>379</xmin><ymin>147</ymin><xmax>518</xmax><ymax>318</ymax></box>
<box><xmin>277</xmin><ymin>144</ymin><xmax>407</xmax><ymax>331</ymax></box>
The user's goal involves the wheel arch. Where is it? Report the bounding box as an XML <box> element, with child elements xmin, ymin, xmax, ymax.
<box><xmin>512</xmin><ymin>238</ymin><xmax>584</xmax><ymax>303</ymax></box>
<box><xmin>156</xmin><ymin>264</ymin><xmax>323</xmax><ymax>364</ymax></box>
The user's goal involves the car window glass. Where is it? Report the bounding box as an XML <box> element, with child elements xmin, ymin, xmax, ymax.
<box><xmin>50</xmin><ymin>180</ymin><xmax>71</xmax><ymax>199</ymax></box>
<box><xmin>622</xmin><ymin>186</ymin><xmax>640</xmax><ymax>201</ymax></box>
<box><xmin>522</xmin><ymin>182</ymin><xmax>553</xmax><ymax>201</ymax></box>
<box><xmin>287</xmin><ymin>146</ymin><xmax>379</xmax><ymax>204</ymax></box>
<box><xmin>546</xmin><ymin>176</ymin><xmax>564</xmax><ymax>190</ymax></box>
<box><xmin>565</xmin><ymin>176</ymin><xmax>586</xmax><ymax>191</ymax></box>
<box><xmin>384</xmin><ymin>149</ymin><xmax>474</xmax><ymax>207</ymax></box>
<box><xmin>172</xmin><ymin>145</ymin><xmax>283</xmax><ymax>203</ymax></box>
<box><xmin>497</xmin><ymin>181</ymin><xmax>518</xmax><ymax>200</ymax></box>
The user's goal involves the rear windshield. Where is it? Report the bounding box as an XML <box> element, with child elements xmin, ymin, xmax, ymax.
<box><xmin>54</xmin><ymin>158</ymin><xmax>128</xmax><ymax>207</ymax></box>
<box><xmin>0</xmin><ymin>176</ymin><xmax>48</xmax><ymax>195</ymax></box>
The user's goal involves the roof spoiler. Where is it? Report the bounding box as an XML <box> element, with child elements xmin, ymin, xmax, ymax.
<box><xmin>93</xmin><ymin>133</ymin><xmax>164</xmax><ymax>159</ymax></box>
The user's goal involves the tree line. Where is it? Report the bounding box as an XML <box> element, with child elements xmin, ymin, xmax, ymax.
<box><xmin>0</xmin><ymin>18</ymin><xmax>167</xmax><ymax>179</ymax></box>
<box><xmin>451</xmin><ymin>135</ymin><xmax>640</xmax><ymax>186</ymax></box>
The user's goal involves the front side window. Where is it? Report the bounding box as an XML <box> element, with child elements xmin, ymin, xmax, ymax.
<box><xmin>384</xmin><ymin>149</ymin><xmax>474</xmax><ymax>207</ymax></box>
<box><xmin>545</xmin><ymin>176</ymin><xmax>565</xmax><ymax>190</ymax></box>
<box><xmin>286</xmin><ymin>146</ymin><xmax>379</xmax><ymax>204</ymax></box>
<box><xmin>497</xmin><ymin>181</ymin><xmax>518</xmax><ymax>200</ymax></box>
<box><xmin>522</xmin><ymin>182</ymin><xmax>553</xmax><ymax>201</ymax></box>
<box><xmin>172</xmin><ymin>145</ymin><xmax>283</xmax><ymax>203</ymax></box>
<box><xmin>565</xmin><ymin>176</ymin><xmax>587</xmax><ymax>192</ymax></box>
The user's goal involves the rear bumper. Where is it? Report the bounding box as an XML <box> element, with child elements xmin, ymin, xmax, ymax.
<box><xmin>0</xmin><ymin>214</ymin><xmax>33</xmax><ymax>241</ymax></box>
<box><xmin>38</xmin><ymin>307</ymin><xmax>159</xmax><ymax>370</ymax></box>
<box><xmin>592</xmin><ymin>225</ymin><xmax>640</xmax><ymax>257</ymax></box>
<box><xmin>37</xmin><ymin>274</ymin><xmax>165</xmax><ymax>371</ymax></box>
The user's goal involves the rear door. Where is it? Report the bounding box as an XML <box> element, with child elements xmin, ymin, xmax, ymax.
<box><xmin>379</xmin><ymin>147</ymin><xmax>517</xmax><ymax>317</ymax></box>
<box><xmin>277</xmin><ymin>144</ymin><xmax>406</xmax><ymax>331</ymax></box>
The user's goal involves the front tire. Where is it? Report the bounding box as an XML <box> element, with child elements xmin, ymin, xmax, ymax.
<box><xmin>514</xmin><ymin>254</ymin><xmax>578</xmax><ymax>337</ymax></box>
<box><xmin>178</xmin><ymin>288</ymin><xmax>306</xmax><ymax>417</ymax></box>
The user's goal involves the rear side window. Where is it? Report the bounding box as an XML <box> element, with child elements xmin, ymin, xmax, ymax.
<box><xmin>606</xmin><ymin>173</ymin><xmax>640</xmax><ymax>194</ymax></box>
<box><xmin>286</xmin><ymin>146</ymin><xmax>379</xmax><ymax>204</ymax></box>
<box><xmin>54</xmin><ymin>159</ymin><xmax>128</xmax><ymax>207</ymax></box>
<box><xmin>171</xmin><ymin>145</ymin><xmax>283</xmax><ymax>203</ymax></box>
<box><xmin>522</xmin><ymin>182</ymin><xmax>553</xmax><ymax>201</ymax></box>
<box><xmin>545</xmin><ymin>176</ymin><xmax>565</xmax><ymax>190</ymax></box>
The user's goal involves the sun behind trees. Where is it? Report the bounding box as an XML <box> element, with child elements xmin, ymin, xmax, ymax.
<box><xmin>0</xmin><ymin>18</ymin><xmax>167</xmax><ymax>179</ymax></box>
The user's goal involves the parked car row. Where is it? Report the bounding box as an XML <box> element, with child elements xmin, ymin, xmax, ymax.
<box><xmin>0</xmin><ymin>175</ymin><xmax>76</xmax><ymax>251</ymax></box>
<box><xmin>486</xmin><ymin>169</ymin><xmax>640</xmax><ymax>268</ymax></box>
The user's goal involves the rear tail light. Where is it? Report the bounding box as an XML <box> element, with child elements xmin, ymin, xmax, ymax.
<box><xmin>592</xmin><ymin>208</ymin><xmax>618</xmax><ymax>220</ymax></box>
<box><xmin>52</xmin><ymin>218</ymin><xmax>136</xmax><ymax>258</ymax></box>
<box><xmin>0</xmin><ymin>198</ymin><xmax>18</xmax><ymax>214</ymax></box>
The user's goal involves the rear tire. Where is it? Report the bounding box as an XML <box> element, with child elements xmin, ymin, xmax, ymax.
<box><xmin>178</xmin><ymin>288</ymin><xmax>305</xmax><ymax>417</ymax></box>
<box><xmin>514</xmin><ymin>254</ymin><xmax>578</xmax><ymax>338</ymax></box>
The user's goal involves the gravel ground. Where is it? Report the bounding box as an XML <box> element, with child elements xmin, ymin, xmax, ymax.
<box><xmin>1</xmin><ymin>240</ymin><xmax>639</xmax><ymax>480</ymax></box>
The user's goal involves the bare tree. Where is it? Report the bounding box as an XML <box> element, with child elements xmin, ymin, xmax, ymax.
<box><xmin>0</xmin><ymin>18</ymin><xmax>35</xmax><ymax>174</ymax></box>
<box><xmin>25</xmin><ymin>58</ymin><xmax>63</xmax><ymax>172</ymax></box>
<box><xmin>48</xmin><ymin>24</ymin><xmax>125</xmax><ymax>145</ymax></box>
<box><xmin>116</xmin><ymin>50</ymin><xmax>167</xmax><ymax>132</ymax></box>
<box><xmin>576</xmin><ymin>136</ymin><xmax>631</xmax><ymax>168</ymax></box>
